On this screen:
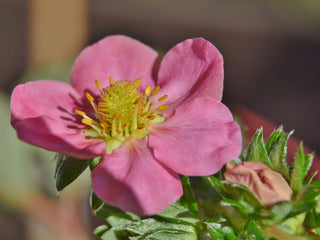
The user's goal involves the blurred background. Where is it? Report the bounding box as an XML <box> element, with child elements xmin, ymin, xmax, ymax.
<box><xmin>1</xmin><ymin>0</ymin><xmax>320</xmax><ymax>239</ymax></box>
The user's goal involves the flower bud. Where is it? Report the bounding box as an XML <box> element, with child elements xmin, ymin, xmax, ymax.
<box><xmin>224</xmin><ymin>162</ymin><xmax>293</xmax><ymax>206</ymax></box>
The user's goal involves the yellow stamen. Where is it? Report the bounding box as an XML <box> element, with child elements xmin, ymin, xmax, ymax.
<box><xmin>95</xmin><ymin>80</ymin><xmax>102</xmax><ymax>90</ymax></box>
<box><xmin>82</xmin><ymin>118</ymin><xmax>92</xmax><ymax>126</ymax></box>
<box><xmin>86</xmin><ymin>92</ymin><xmax>94</xmax><ymax>102</ymax></box>
<box><xmin>75</xmin><ymin>109</ymin><xmax>86</xmax><ymax>116</ymax></box>
<box><xmin>158</xmin><ymin>95</ymin><xmax>168</xmax><ymax>102</ymax></box>
<box><xmin>152</xmin><ymin>86</ymin><xmax>160</xmax><ymax>95</ymax></box>
<box><xmin>109</xmin><ymin>77</ymin><xmax>115</xmax><ymax>85</ymax></box>
<box><xmin>158</xmin><ymin>104</ymin><xmax>169</xmax><ymax>111</ymax></box>
<box><xmin>78</xmin><ymin>77</ymin><xmax>168</xmax><ymax>154</ymax></box>
<box><xmin>134</xmin><ymin>78</ymin><xmax>142</xmax><ymax>87</ymax></box>
<box><xmin>144</xmin><ymin>85</ymin><xmax>152</xmax><ymax>97</ymax></box>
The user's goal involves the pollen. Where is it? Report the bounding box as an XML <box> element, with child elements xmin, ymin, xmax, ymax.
<box><xmin>75</xmin><ymin>78</ymin><xmax>168</xmax><ymax>154</ymax></box>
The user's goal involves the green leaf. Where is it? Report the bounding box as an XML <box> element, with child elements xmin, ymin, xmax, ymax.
<box><xmin>157</xmin><ymin>202</ymin><xmax>200</xmax><ymax>226</ymax></box>
<box><xmin>275</xmin><ymin>212</ymin><xmax>306</xmax><ymax>235</ymax></box>
<box><xmin>89</xmin><ymin>156</ymin><xmax>103</xmax><ymax>171</ymax></box>
<box><xmin>222</xmin><ymin>182</ymin><xmax>264</xmax><ymax>210</ymax></box>
<box><xmin>265</xmin><ymin>126</ymin><xmax>285</xmax><ymax>153</ymax></box>
<box><xmin>267</xmin><ymin>130</ymin><xmax>292</xmax><ymax>179</ymax></box>
<box><xmin>290</xmin><ymin>142</ymin><xmax>314</xmax><ymax>193</ymax></box>
<box><xmin>241</xmin><ymin>221</ymin><xmax>264</xmax><ymax>240</ymax></box>
<box><xmin>179</xmin><ymin>176</ymin><xmax>198</xmax><ymax>214</ymax></box>
<box><xmin>245</xmin><ymin>129</ymin><xmax>272</xmax><ymax>168</ymax></box>
<box><xmin>305</xmin><ymin>204</ymin><xmax>320</xmax><ymax>229</ymax></box>
<box><xmin>90</xmin><ymin>191</ymin><xmax>104</xmax><ymax>211</ymax></box>
<box><xmin>99</xmin><ymin>225</ymin><xmax>130</xmax><ymax>240</ymax></box>
<box><xmin>291</xmin><ymin>179</ymin><xmax>320</xmax><ymax>216</ymax></box>
<box><xmin>205</xmin><ymin>215</ymin><xmax>237</xmax><ymax>240</ymax></box>
<box><xmin>54</xmin><ymin>153</ymin><xmax>89</xmax><ymax>191</ymax></box>
<box><xmin>95</xmin><ymin>203</ymin><xmax>140</xmax><ymax>227</ymax></box>
<box><xmin>260</xmin><ymin>201</ymin><xmax>292</xmax><ymax>226</ymax></box>
<box><xmin>125</xmin><ymin>218</ymin><xmax>198</xmax><ymax>240</ymax></box>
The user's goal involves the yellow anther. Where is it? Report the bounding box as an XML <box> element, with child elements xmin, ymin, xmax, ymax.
<box><xmin>86</xmin><ymin>92</ymin><xmax>94</xmax><ymax>102</ymax></box>
<box><xmin>152</xmin><ymin>86</ymin><xmax>160</xmax><ymax>96</ymax></box>
<box><xmin>137</xmin><ymin>123</ymin><xmax>145</xmax><ymax>129</ymax></box>
<box><xmin>144</xmin><ymin>85</ymin><xmax>152</xmax><ymax>97</ymax></box>
<box><xmin>109</xmin><ymin>77</ymin><xmax>115</xmax><ymax>85</ymax></box>
<box><xmin>158</xmin><ymin>95</ymin><xmax>168</xmax><ymax>102</ymax></box>
<box><xmin>95</xmin><ymin>80</ymin><xmax>102</xmax><ymax>90</ymax></box>
<box><xmin>158</xmin><ymin>104</ymin><xmax>169</xmax><ymax>111</ymax></box>
<box><xmin>148</xmin><ymin>115</ymin><xmax>156</xmax><ymax>120</ymax></box>
<box><xmin>74</xmin><ymin>109</ymin><xmax>86</xmax><ymax>116</ymax></box>
<box><xmin>82</xmin><ymin>118</ymin><xmax>93</xmax><ymax>126</ymax></box>
<box><xmin>134</xmin><ymin>78</ymin><xmax>142</xmax><ymax>87</ymax></box>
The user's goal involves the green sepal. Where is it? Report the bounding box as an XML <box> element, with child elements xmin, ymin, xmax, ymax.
<box><xmin>54</xmin><ymin>153</ymin><xmax>89</xmax><ymax>191</ymax></box>
<box><xmin>205</xmin><ymin>176</ymin><xmax>264</xmax><ymax>212</ymax></box>
<box><xmin>245</xmin><ymin>128</ymin><xmax>272</xmax><ymax>168</ymax></box>
<box><xmin>290</xmin><ymin>142</ymin><xmax>314</xmax><ymax>193</ymax></box>
<box><xmin>89</xmin><ymin>156</ymin><xmax>103</xmax><ymax>171</ymax></box>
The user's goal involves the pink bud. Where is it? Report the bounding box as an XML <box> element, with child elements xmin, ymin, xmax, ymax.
<box><xmin>224</xmin><ymin>162</ymin><xmax>293</xmax><ymax>206</ymax></box>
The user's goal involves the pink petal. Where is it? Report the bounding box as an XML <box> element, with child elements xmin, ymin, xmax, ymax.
<box><xmin>71</xmin><ymin>35</ymin><xmax>160</xmax><ymax>97</ymax></box>
<box><xmin>11</xmin><ymin>80</ymin><xmax>105</xmax><ymax>158</ymax></box>
<box><xmin>157</xmin><ymin>38</ymin><xmax>224</xmax><ymax>107</ymax></box>
<box><xmin>92</xmin><ymin>138</ymin><xmax>182</xmax><ymax>215</ymax></box>
<box><xmin>149</xmin><ymin>98</ymin><xmax>242</xmax><ymax>176</ymax></box>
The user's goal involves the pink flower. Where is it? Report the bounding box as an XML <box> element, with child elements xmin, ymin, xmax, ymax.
<box><xmin>224</xmin><ymin>162</ymin><xmax>293</xmax><ymax>206</ymax></box>
<box><xmin>11</xmin><ymin>35</ymin><xmax>242</xmax><ymax>215</ymax></box>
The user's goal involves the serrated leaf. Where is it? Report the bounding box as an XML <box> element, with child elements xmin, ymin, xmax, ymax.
<box><xmin>157</xmin><ymin>202</ymin><xmax>199</xmax><ymax>226</ymax></box>
<box><xmin>267</xmin><ymin>131</ymin><xmax>292</xmax><ymax>179</ymax></box>
<box><xmin>290</xmin><ymin>142</ymin><xmax>314</xmax><ymax>193</ymax></box>
<box><xmin>265</xmin><ymin>126</ymin><xmax>285</xmax><ymax>153</ymax></box>
<box><xmin>245</xmin><ymin>129</ymin><xmax>272</xmax><ymax>168</ymax></box>
<box><xmin>205</xmin><ymin>215</ymin><xmax>237</xmax><ymax>240</ymax></box>
<box><xmin>179</xmin><ymin>176</ymin><xmax>198</xmax><ymax>214</ymax></box>
<box><xmin>54</xmin><ymin>153</ymin><xmax>89</xmax><ymax>191</ymax></box>
<box><xmin>204</xmin><ymin>176</ymin><xmax>225</xmax><ymax>193</ymax></box>
<box><xmin>222</xmin><ymin>182</ymin><xmax>264</xmax><ymax>209</ymax></box>
<box><xmin>125</xmin><ymin>218</ymin><xmax>198</xmax><ymax>240</ymax></box>
<box><xmin>95</xmin><ymin>203</ymin><xmax>141</xmax><ymax>227</ymax></box>
<box><xmin>99</xmin><ymin>225</ymin><xmax>130</xmax><ymax>240</ymax></box>
<box><xmin>291</xmin><ymin>179</ymin><xmax>320</xmax><ymax>216</ymax></box>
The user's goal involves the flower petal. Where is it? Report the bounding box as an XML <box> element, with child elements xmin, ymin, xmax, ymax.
<box><xmin>157</xmin><ymin>38</ymin><xmax>224</xmax><ymax>107</ymax></box>
<box><xmin>149</xmin><ymin>98</ymin><xmax>242</xmax><ymax>176</ymax></box>
<box><xmin>71</xmin><ymin>35</ymin><xmax>160</xmax><ymax>97</ymax></box>
<box><xmin>10</xmin><ymin>80</ymin><xmax>105</xmax><ymax>158</ymax></box>
<box><xmin>92</xmin><ymin>138</ymin><xmax>182</xmax><ymax>215</ymax></box>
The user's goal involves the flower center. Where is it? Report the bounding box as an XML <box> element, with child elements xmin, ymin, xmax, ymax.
<box><xmin>75</xmin><ymin>77</ymin><xmax>168</xmax><ymax>154</ymax></box>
